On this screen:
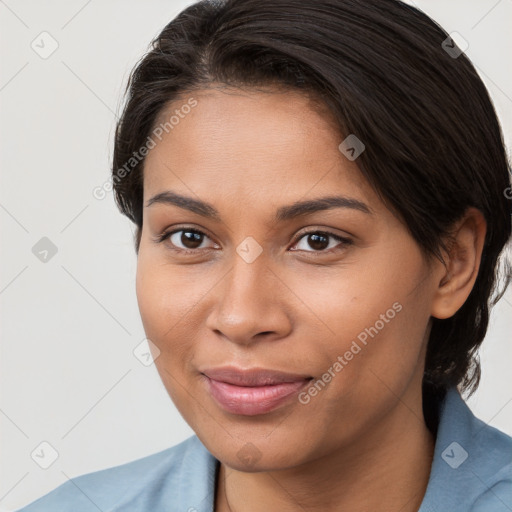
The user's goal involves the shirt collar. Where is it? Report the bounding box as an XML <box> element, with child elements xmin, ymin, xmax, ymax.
<box><xmin>419</xmin><ymin>386</ymin><xmax>511</xmax><ymax>511</ymax></box>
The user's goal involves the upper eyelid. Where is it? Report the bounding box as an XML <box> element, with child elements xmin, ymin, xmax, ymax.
<box><xmin>164</xmin><ymin>226</ymin><xmax>217</xmax><ymax>244</ymax></box>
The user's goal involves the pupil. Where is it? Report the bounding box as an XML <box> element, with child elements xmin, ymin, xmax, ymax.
<box><xmin>309</xmin><ymin>233</ymin><xmax>328</xmax><ymax>250</ymax></box>
<box><xmin>182</xmin><ymin>231</ymin><xmax>202</xmax><ymax>249</ymax></box>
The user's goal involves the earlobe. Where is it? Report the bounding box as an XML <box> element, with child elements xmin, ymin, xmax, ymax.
<box><xmin>431</xmin><ymin>208</ymin><xmax>487</xmax><ymax>320</ymax></box>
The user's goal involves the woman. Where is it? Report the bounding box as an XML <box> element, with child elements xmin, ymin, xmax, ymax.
<box><xmin>18</xmin><ymin>0</ymin><xmax>512</xmax><ymax>510</ymax></box>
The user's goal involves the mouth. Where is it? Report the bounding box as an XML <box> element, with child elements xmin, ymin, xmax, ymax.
<box><xmin>200</xmin><ymin>366</ymin><xmax>314</xmax><ymax>416</ymax></box>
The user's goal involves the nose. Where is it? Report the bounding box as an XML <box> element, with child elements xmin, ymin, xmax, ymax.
<box><xmin>205</xmin><ymin>249</ymin><xmax>292</xmax><ymax>346</ymax></box>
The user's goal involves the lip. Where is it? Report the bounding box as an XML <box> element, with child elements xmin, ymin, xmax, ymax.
<box><xmin>201</xmin><ymin>366</ymin><xmax>312</xmax><ymax>386</ymax></box>
<box><xmin>200</xmin><ymin>366</ymin><xmax>313</xmax><ymax>415</ymax></box>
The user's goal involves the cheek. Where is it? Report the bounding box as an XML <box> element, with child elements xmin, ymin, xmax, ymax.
<box><xmin>135</xmin><ymin>255</ymin><xmax>202</xmax><ymax>410</ymax></box>
<box><xmin>135</xmin><ymin>252</ymin><xmax>196</xmax><ymax>358</ymax></box>
<box><xmin>306</xmin><ymin>247</ymin><xmax>431</xmax><ymax>392</ymax></box>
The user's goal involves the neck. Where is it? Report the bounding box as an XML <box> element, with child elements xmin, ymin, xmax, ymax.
<box><xmin>215</xmin><ymin>386</ymin><xmax>436</xmax><ymax>512</ymax></box>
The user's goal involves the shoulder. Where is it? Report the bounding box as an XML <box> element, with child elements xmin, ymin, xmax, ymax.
<box><xmin>420</xmin><ymin>387</ymin><xmax>512</xmax><ymax>512</ymax></box>
<box><xmin>465</xmin><ymin>415</ymin><xmax>512</xmax><ymax>512</ymax></box>
<box><xmin>16</xmin><ymin>435</ymin><xmax>218</xmax><ymax>512</ymax></box>
<box><xmin>470</xmin><ymin>463</ymin><xmax>512</xmax><ymax>512</ymax></box>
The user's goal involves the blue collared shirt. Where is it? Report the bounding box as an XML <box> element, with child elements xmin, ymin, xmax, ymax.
<box><xmin>17</xmin><ymin>387</ymin><xmax>512</xmax><ymax>511</ymax></box>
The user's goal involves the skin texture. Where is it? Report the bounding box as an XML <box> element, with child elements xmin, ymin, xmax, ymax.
<box><xmin>136</xmin><ymin>86</ymin><xmax>487</xmax><ymax>512</ymax></box>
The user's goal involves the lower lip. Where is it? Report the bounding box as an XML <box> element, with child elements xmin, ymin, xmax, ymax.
<box><xmin>203</xmin><ymin>375</ymin><xmax>312</xmax><ymax>416</ymax></box>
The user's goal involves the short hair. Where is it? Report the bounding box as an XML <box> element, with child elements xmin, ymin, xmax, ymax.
<box><xmin>111</xmin><ymin>0</ymin><xmax>512</xmax><ymax>406</ymax></box>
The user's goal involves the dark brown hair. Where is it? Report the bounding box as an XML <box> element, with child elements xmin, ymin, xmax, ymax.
<box><xmin>111</xmin><ymin>0</ymin><xmax>512</xmax><ymax>410</ymax></box>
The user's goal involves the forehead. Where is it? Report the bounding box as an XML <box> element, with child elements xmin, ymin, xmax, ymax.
<box><xmin>142</xmin><ymin>87</ymin><xmax>375</xmax><ymax>209</ymax></box>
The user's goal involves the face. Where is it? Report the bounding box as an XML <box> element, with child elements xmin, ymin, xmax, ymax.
<box><xmin>136</xmin><ymin>86</ymin><xmax>439</xmax><ymax>471</ymax></box>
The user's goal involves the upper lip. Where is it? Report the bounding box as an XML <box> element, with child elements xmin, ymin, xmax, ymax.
<box><xmin>201</xmin><ymin>366</ymin><xmax>313</xmax><ymax>387</ymax></box>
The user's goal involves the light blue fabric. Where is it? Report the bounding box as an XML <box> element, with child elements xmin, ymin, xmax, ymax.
<box><xmin>17</xmin><ymin>387</ymin><xmax>512</xmax><ymax>511</ymax></box>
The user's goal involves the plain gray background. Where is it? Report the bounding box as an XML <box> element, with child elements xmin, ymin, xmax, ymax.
<box><xmin>1</xmin><ymin>0</ymin><xmax>511</xmax><ymax>509</ymax></box>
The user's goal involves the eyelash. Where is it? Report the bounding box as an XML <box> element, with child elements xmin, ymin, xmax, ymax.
<box><xmin>152</xmin><ymin>226</ymin><xmax>353</xmax><ymax>257</ymax></box>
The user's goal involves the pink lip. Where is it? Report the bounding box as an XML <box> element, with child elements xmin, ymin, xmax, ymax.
<box><xmin>200</xmin><ymin>366</ymin><xmax>313</xmax><ymax>415</ymax></box>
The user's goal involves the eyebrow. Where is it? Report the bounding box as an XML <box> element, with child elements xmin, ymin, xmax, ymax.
<box><xmin>145</xmin><ymin>191</ymin><xmax>373</xmax><ymax>222</ymax></box>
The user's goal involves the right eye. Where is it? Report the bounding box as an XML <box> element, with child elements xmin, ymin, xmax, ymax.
<box><xmin>156</xmin><ymin>227</ymin><xmax>219</xmax><ymax>254</ymax></box>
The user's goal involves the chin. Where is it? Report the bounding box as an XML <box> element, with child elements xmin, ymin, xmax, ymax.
<box><xmin>199</xmin><ymin>428</ymin><xmax>310</xmax><ymax>472</ymax></box>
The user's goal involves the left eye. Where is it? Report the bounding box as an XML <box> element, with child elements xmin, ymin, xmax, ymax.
<box><xmin>291</xmin><ymin>231</ymin><xmax>351</xmax><ymax>252</ymax></box>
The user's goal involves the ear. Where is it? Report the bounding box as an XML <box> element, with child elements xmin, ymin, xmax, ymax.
<box><xmin>431</xmin><ymin>207</ymin><xmax>487</xmax><ymax>320</ymax></box>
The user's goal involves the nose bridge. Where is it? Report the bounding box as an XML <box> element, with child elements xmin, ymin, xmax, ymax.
<box><xmin>207</xmin><ymin>242</ymin><xmax>287</xmax><ymax>343</ymax></box>
<box><xmin>222</xmin><ymin>245</ymin><xmax>271</xmax><ymax>319</ymax></box>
